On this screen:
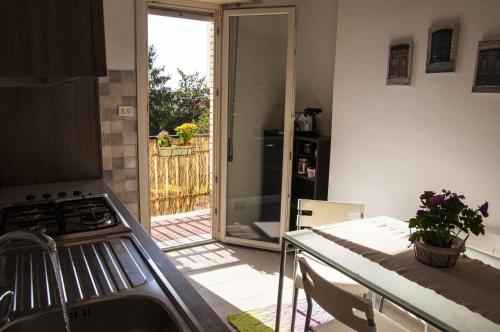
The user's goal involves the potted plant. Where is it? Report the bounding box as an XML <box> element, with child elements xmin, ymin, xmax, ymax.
<box><xmin>407</xmin><ymin>190</ymin><xmax>488</xmax><ymax>267</ymax></box>
<box><xmin>157</xmin><ymin>131</ymin><xmax>179</xmax><ymax>157</ymax></box>
<box><xmin>174</xmin><ymin>123</ymin><xmax>198</xmax><ymax>156</ymax></box>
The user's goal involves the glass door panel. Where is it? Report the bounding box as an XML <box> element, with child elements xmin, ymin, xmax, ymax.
<box><xmin>221</xmin><ymin>8</ymin><xmax>296</xmax><ymax>249</ymax></box>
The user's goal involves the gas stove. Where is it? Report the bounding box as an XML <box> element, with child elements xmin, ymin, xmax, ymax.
<box><xmin>0</xmin><ymin>191</ymin><xmax>129</xmax><ymax>238</ymax></box>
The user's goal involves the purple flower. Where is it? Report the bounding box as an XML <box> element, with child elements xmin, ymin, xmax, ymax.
<box><xmin>478</xmin><ymin>202</ymin><xmax>489</xmax><ymax>218</ymax></box>
<box><xmin>420</xmin><ymin>191</ymin><xmax>435</xmax><ymax>201</ymax></box>
<box><xmin>416</xmin><ymin>210</ymin><xmax>426</xmax><ymax>218</ymax></box>
<box><xmin>429</xmin><ymin>194</ymin><xmax>445</xmax><ymax>206</ymax></box>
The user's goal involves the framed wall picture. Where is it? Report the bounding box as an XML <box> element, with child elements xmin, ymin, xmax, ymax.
<box><xmin>425</xmin><ymin>23</ymin><xmax>459</xmax><ymax>73</ymax></box>
<box><xmin>472</xmin><ymin>40</ymin><xmax>500</xmax><ymax>93</ymax></box>
<box><xmin>387</xmin><ymin>40</ymin><xmax>413</xmax><ymax>85</ymax></box>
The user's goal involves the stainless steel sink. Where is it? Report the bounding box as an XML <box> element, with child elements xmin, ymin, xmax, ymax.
<box><xmin>0</xmin><ymin>233</ymin><xmax>201</xmax><ymax>332</ymax></box>
<box><xmin>3</xmin><ymin>296</ymin><xmax>187</xmax><ymax>332</ymax></box>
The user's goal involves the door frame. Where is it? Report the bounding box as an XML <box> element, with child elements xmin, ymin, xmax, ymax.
<box><xmin>219</xmin><ymin>7</ymin><xmax>297</xmax><ymax>250</ymax></box>
<box><xmin>135</xmin><ymin>0</ymin><xmax>222</xmax><ymax>241</ymax></box>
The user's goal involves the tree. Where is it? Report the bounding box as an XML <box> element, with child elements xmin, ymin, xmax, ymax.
<box><xmin>148</xmin><ymin>45</ymin><xmax>211</xmax><ymax>136</ymax></box>
<box><xmin>194</xmin><ymin>108</ymin><xmax>210</xmax><ymax>134</ymax></box>
<box><xmin>148</xmin><ymin>45</ymin><xmax>174</xmax><ymax>136</ymax></box>
<box><xmin>174</xmin><ymin>69</ymin><xmax>210</xmax><ymax>126</ymax></box>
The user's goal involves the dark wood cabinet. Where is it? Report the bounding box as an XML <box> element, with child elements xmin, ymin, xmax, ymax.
<box><xmin>0</xmin><ymin>78</ymin><xmax>102</xmax><ymax>186</ymax></box>
<box><xmin>0</xmin><ymin>0</ymin><xmax>106</xmax><ymax>80</ymax></box>
<box><xmin>290</xmin><ymin>135</ymin><xmax>331</xmax><ymax>230</ymax></box>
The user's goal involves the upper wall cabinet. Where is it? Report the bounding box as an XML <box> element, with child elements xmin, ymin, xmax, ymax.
<box><xmin>0</xmin><ymin>0</ymin><xmax>106</xmax><ymax>84</ymax></box>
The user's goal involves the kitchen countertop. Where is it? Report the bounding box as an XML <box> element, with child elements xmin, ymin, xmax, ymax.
<box><xmin>0</xmin><ymin>179</ymin><xmax>230</xmax><ymax>332</ymax></box>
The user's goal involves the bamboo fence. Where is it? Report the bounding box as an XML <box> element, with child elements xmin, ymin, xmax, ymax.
<box><xmin>149</xmin><ymin>135</ymin><xmax>211</xmax><ymax>217</ymax></box>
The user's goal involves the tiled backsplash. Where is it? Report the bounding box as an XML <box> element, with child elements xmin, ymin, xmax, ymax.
<box><xmin>99</xmin><ymin>70</ymin><xmax>139</xmax><ymax>218</ymax></box>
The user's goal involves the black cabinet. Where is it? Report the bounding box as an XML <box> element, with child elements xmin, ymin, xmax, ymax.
<box><xmin>0</xmin><ymin>0</ymin><xmax>106</xmax><ymax>81</ymax></box>
<box><xmin>261</xmin><ymin>130</ymin><xmax>284</xmax><ymax>222</ymax></box>
<box><xmin>290</xmin><ymin>135</ymin><xmax>331</xmax><ymax>230</ymax></box>
<box><xmin>261</xmin><ymin>132</ymin><xmax>331</xmax><ymax>231</ymax></box>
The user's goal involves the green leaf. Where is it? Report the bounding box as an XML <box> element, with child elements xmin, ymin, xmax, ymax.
<box><xmin>409</xmin><ymin>189</ymin><xmax>486</xmax><ymax>246</ymax></box>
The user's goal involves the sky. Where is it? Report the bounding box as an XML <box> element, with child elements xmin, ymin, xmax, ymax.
<box><xmin>148</xmin><ymin>14</ymin><xmax>211</xmax><ymax>89</ymax></box>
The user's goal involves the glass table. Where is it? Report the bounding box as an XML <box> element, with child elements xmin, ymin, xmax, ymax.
<box><xmin>275</xmin><ymin>216</ymin><xmax>500</xmax><ymax>332</ymax></box>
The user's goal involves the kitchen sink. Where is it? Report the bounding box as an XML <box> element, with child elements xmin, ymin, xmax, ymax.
<box><xmin>0</xmin><ymin>233</ymin><xmax>200</xmax><ymax>332</ymax></box>
<box><xmin>3</xmin><ymin>296</ymin><xmax>186</xmax><ymax>332</ymax></box>
<box><xmin>0</xmin><ymin>185</ymin><xmax>228</xmax><ymax>331</ymax></box>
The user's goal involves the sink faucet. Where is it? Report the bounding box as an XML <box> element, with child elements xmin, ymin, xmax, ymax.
<box><xmin>0</xmin><ymin>230</ymin><xmax>57</xmax><ymax>328</ymax></box>
<box><xmin>0</xmin><ymin>230</ymin><xmax>56</xmax><ymax>253</ymax></box>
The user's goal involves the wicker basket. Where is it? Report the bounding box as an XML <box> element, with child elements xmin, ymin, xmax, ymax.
<box><xmin>413</xmin><ymin>237</ymin><xmax>467</xmax><ymax>268</ymax></box>
<box><xmin>158</xmin><ymin>145</ymin><xmax>193</xmax><ymax>157</ymax></box>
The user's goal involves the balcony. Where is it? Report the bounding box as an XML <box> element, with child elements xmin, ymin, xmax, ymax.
<box><xmin>149</xmin><ymin>135</ymin><xmax>212</xmax><ymax>249</ymax></box>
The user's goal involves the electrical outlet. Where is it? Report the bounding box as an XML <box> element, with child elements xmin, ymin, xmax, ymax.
<box><xmin>118</xmin><ymin>106</ymin><xmax>134</xmax><ymax>117</ymax></box>
<box><xmin>234</xmin><ymin>201</ymin><xmax>246</xmax><ymax>210</ymax></box>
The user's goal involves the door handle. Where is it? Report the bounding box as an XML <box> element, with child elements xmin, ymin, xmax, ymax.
<box><xmin>228</xmin><ymin>137</ymin><xmax>233</xmax><ymax>162</ymax></box>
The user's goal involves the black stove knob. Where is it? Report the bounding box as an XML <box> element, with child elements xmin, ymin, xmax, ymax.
<box><xmin>57</xmin><ymin>192</ymin><xmax>67</xmax><ymax>198</ymax></box>
<box><xmin>26</xmin><ymin>194</ymin><xmax>36</xmax><ymax>201</ymax></box>
<box><xmin>42</xmin><ymin>193</ymin><xmax>52</xmax><ymax>200</ymax></box>
<box><xmin>73</xmin><ymin>190</ymin><xmax>82</xmax><ymax>197</ymax></box>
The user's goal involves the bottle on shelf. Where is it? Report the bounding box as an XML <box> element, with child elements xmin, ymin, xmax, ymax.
<box><xmin>297</xmin><ymin>158</ymin><xmax>309</xmax><ymax>175</ymax></box>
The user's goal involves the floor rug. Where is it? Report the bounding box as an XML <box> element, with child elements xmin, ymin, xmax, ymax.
<box><xmin>228</xmin><ymin>298</ymin><xmax>332</xmax><ymax>332</ymax></box>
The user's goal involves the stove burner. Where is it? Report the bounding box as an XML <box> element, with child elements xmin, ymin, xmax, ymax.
<box><xmin>80</xmin><ymin>213</ymin><xmax>110</xmax><ymax>226</ymax></box>
<box><xmin>19</xmin><ymin>220</ymin><xmax>47</xmax><ymax>233</ymax></box>
<box><xmin>0</xmin><ymin>195</ymin><xmax>120</xmax><ymax>236</ymax></box>
<box><xmin>20</xmin><ymin>220</ymin><xmax>40</xmax><ymax>229</ymax></box>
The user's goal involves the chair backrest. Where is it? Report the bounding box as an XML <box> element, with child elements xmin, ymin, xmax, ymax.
<box><xmin>297</xmin><ymin>199</ymin><xmax>365</xmax><ymax>228</ymax></box>
<box><xmin>299</xmin><ymin>257</ymin><xmax>376</xmax><ymax>332</ymax></box>
<box><xmin>467</xmin><ymin>232</ymin><xmax>500</xmax><ymax>266</ymax></box>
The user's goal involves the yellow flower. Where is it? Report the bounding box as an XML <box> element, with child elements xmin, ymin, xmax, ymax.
<box><xmin>175</xmin><ymin>123</ymin><xmax>198</xmax><ymax>145</ymax></box>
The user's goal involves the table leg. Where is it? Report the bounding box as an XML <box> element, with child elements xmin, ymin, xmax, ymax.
<box><xmin>275</xmin><ymin>240</ymin><xmax>288</xmax><ymax>332</ymax></box>
<box><xmin>290</xmin><ymin>248</ymin><xmax>299</xmax><ymax>332</ymax></box>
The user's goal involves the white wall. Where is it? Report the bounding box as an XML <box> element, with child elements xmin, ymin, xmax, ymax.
<box><xmin>329</xmin><ymin>0</ymin><xmax>500</xmax><ymax>233</ymax></box>
<box><xmin>103</xmin><ymin>0</ymin><xmax>136</xmax><ymax>70</ymax></box>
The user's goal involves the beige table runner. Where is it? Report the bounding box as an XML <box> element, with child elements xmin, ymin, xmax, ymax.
<box><xmin>314</xmin><ymin>220</ymin><xmax>500</xmax><ymax>325</ymax></box>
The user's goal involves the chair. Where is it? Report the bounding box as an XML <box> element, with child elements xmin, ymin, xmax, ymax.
<box><xmin>466</xmin><ymin>231</ymin><xmax>500</xmax><ymax>269</ymax></box>
<box><xmin>299</xmin><ymin>257</ymin><xmax>409</xmax><ymax>332</ymax></box>
<box><xmin>296</xmin><ymin>200</ymin><xmax>365</xmax><ymax>227</ymax></box>
<box><xmin>291</xmin><ymin>200</ymin><xmax>368</xmax><ymax>331</ymax></box>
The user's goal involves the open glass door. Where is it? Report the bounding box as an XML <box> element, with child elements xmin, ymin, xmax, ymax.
<box><xmin>220</xmin><ymin>7</ymin><xmax>296</xmax><ymax>249</ymax></box>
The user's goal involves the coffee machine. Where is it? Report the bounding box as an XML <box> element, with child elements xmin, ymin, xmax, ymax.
<box><xmin>294</xmin><ymin>108</ymin><xmax>322</xmax><ymax>136</ymax></box>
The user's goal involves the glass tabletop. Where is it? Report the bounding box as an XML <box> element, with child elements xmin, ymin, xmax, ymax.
<box><xmin>283</xmin><ymin>216</ymin><xmax>500</xmax><ymax>332</ymax></box>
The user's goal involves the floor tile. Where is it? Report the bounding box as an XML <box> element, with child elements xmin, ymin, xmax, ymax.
<box><xmin>167</xmin><ymin>242</ymin><xmax>436</xmax><ymax>332</ymax></box>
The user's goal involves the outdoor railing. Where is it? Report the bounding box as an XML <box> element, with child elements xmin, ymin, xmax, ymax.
<box><xmin>149</xmin><ymin>135</ymin><xmax>211</xmax><ymax>217</ymax></box>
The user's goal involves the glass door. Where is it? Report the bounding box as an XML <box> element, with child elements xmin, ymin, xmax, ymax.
<box><xmin>220</xmin><ymin>8</ymin><xmax>296</xmax><ymax>249</ymax></box>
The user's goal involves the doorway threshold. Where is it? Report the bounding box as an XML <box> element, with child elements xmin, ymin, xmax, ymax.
<box><xmin>161</xmin><ymin>239</ymin><xmax>217</xmax><ymax>253</ymax></box>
